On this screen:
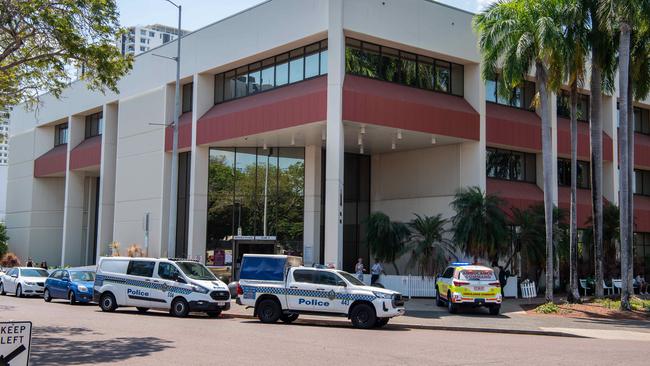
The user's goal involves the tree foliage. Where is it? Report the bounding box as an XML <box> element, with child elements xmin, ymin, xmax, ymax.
<box><xmin>0</xmin><ymin>222</ymin><xmax>8</xmax><ymax>259</ymax></box>
<box><xmin>365</xmin><ymin>212</ymin><xmax>410</xmax><ymax>275</ymax></box>
<box><xmin>0</xmin><ymin>0</ymin><xmax>133</xmax><ymax>111</ymax></box>
<box><xmin>405</xmin><ymin>214</ymin><xmax>457</xmax><ymax>277</ymax></box>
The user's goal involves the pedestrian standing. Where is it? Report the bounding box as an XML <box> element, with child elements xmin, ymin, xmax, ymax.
<box><xmin>355</xmin><ymin>258</ymin><xmax>365</xmax><ymax>282</ymax></box>
<box><xmin>371</xmin><ymin>259</ymin><xmax>383</xmax><ymax>285</ymax></box>
<box><xmin>26</xmin><ymin>257</ymin><xmax>33</xmax><ymax>267</ymax></box>
<box><xmin>40</xmin><ymin>261</ymin><xmax>48</xmax><ymax>270</ymax></box>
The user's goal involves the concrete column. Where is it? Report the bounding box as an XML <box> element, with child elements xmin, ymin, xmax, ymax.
<box><xmin>159</xmin><ymin>84</ymin><xmax>176</xmax><ymax>257</ymax></box>
<box><xmin>96</xmin><ymin>103</ymin><xmax>118</xmax><ymax>261</ymax></box>
<box><xmin>324</xmin><ymin>0</ymin><xmax>345</xmax><ymax>269</ymax></box>
<box><xmin>61</xmin><ymin>115</ymin><xmax>85</xmax><ymax>266</ymax></box>
<box><xmin>459</xmin><ymin>63</ymin><xmax>485</xmax><ymax>190</ymax></box>
<box><xmin>187</xmin><ymin>73</ymin><xmax>213</xmax><ymax>261</ymax></box>
<box><xmin>303</xmin><ymin>145</ymin><xmax>322</xmax><ymax>266</ymax></box>
<box><xmin>602</xmin><ymin>94</ymin><xmax>618</xmax><ymax>204</ymax></box>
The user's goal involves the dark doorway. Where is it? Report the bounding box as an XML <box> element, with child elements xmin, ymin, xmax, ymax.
<box><xmin>175</xmin><ymin>152</ymin><xmax>191</xmax><ymax>258</ymax></box>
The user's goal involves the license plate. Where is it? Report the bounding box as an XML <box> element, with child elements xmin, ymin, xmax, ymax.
<box><xmin>474</xmin><ymin>298</ymin><xmax>485</xmax><ymax>304</ymax></box>
<box><xmin>217</xmin><ymin>302</ymin><xmax>225</xmax><ymax>306</ymax></box>
<box><xmin>474</xmin><ymin>286</ymin><xmax>485</xmax><ymax>292</ymax></box>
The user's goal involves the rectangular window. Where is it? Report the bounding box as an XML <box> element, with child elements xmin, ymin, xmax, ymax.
<box><xmin>345</xmin><ymin>38</ymin><xmax>463</xmax><ymax>96</ymax></box>
<box><xmin>127</xmin><ymin>260</ymin><xmax>155</xmax><ymax>277</ymax></box>
<box><xmin>486</xmin><ymin>74</ymin><xmax>536</xmax><ymax>111</ymax></box>
<box><xmin>182</xmin><ymin>82</ymin><xmax>193</xmax><ymax>113</ymax></box>
<box><xmin>212</xmin><ymin>40</ymin><xmax>327</xmax><ymax>105</ymax></box>
<box><xmin>149</xmin><ymin>31</ymin><xmax>155</xmax><ymax>37</ymax></box>
<box><xmin>557</xmin><ymin>90</ymin><xmax>590</xmax><ymax>121</ymax></box>
<box><xmin>557</xmin><ymin>158</ymin><xmax>591</xmax><ymax>189</ymax></box>
<box><xmin>634</xmin><ymin>107</ymin><xmax>650</xmax><ymax>135</ymax></box>
<box><xmin>636</xmin><ymin>170</ymin><xmax>650</xmax><ymax>196</ymax></box>
<box><xmin>54</xmin><ymin>123</ymin><xmax>68</xmax><ymax>146</ymax></box>
<box><xmin>85</xmin><ymin>112</ymin><xmax>103</xmax><ymax>139</ymax></box>
<box><xmin>486</xmin><ymin>147</ymin><xmax>536</xmax><ymax>183</ymax></box>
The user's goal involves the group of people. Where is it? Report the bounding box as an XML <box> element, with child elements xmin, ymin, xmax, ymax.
<box><xmin>355</xmin><ymin>258</ymin><xmax>384</xmax><ymax>285</ymax></box>
<box><xmin>25</xmin><ymin>257</ymin><xmax>48</xmax><ymax>270</ymax></box>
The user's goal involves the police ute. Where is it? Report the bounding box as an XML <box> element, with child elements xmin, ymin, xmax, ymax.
<box><xmin>236</xmin><ymin>254</ymin><xmax>405</xmax><ymax>329</ymax></box>
<box><xmin>94</xmin><ymin>257</ymin><xmax>231</xmax><ymax>317</ymax></box>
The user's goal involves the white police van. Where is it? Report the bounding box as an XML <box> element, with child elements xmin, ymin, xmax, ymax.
<box><xmin>94</xmin><ymin>257</ymin><xmax>231</xmax><ymax>317</ymax></box>
<box><xmin>236</xmin><ymin>254</ymin><xmax>405</xmax><ymax>329</ymax></box>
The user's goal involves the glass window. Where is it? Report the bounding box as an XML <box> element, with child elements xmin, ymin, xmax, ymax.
<box><xmin>275</xmin><ymin>53</ymin><xmax>289</xmax><ymax>86</ymax></box>
<box><xmin>380</xmin><ymin>46</ymin><xmax>400</xmax><ymax>82</ymax></box>
<box><xmin>292</xmin><ymin>269</ymin><xmax>314</xmax><ymax>283</ymax></box>
<box><xmin>50</xmin><ymin>270</ymin><xmax>62</xmax><ymax>279</ymax></box>
<box><xmin>182</xmin><ymin>82</ymin><xmax>193</xmax><ymax>113</ymax></box>
<box><xmin>557</xmin><ymin>90</ymin><xmax>590</xmax><ymax>121</ymax></box>
<box><xmin>313</xmin><ymin>271</ymin><xmax>341</xmax><ymax>286</ymax></box>
<box><xmin>54</xmin><ymin>123</ymin><xmax>68</xmax><ymax>146</ymax></box>
<box><xmin>70</xmin><ymin>271</ymin><xmax>95</xmax><ymax>281</ymax></box>
<box><xmin>261</xmin><ymin>57</ymin><xmax>275</xmax><ymax>91</ymax></box>
<box><xmin>320</xmin><ymin>40</ymin><xmax>328</xmax><ymax>75</ymax></box>
<box><xmin>417</xmin><ymin>56</ymin><xmax>434</xmax><ymax>90</ymax></box>
<box><xmin>176</xmin><ymin>261</ymin><xmax>216</xmax><ymax>281</ymax></box>
<box><xmin>214</xmin><ymin>73</ymin><xmax>224</xmax><ymax>104</ymax></box>
<box><xmin>487</xmin><ymin>147</ymin><xmax>536</xmax><ymax>183</ymax></box>
<box><xmin>99</xmin><ymin>259</ymin><xmax>129</xmax><ymax>274</ymax></box>
<box><xmin>21</xmin><ymin>268</ymin><xmax>50</xmax><ymax>277</ymax></box>
<box><xmin>486</xmin><ymin>79</ymin><xmax>497</xmax><ymax>103</ymax></box>
<box><xmin>434</xmin><ymin>60</ymin><xmax>450</xmax><ymax>92</ymax></box>
<box><xmin>85</xmin><ymin>112</ymin><xmax>103</xmax><ymax>139</ymax></box>
<box><xmin>634</xmin><ymin>107</ymin><xmax>650</xmax><ymax>135</ymax></box>
<box><xmin>248</xmin><ymin>62</ymin><xmax>262</xmax><ymax>95</ymax></box>
<box><xmin>636</xmin><ymin>170</ymin><xmax>650</xmax><ymax>196</ymax></box>
<box><xmin>289</xmin><ymin>48</ymin><xmax>304</xmax><ymax>83</ymax></box>
<box><xmin>224</xmin><ymin>70</ymin><xmax>236</xmax><ymax>100</ymax></box>
<box><xmin>235</xmin><ymin>66</ymin><xmax>248</xmax><ymax>98</ymax></box>
<box><xmin>304</xmin><ymin>43</ymin><xmax>320</xmax><ymax>79</ymax></box>
<box><xmin>158</xmin><ymin>262</ymin><xmax>181</xmax><ymax>280</ymax></box>
<box><xmin>127</xmin><ymin>260</ymin><xmax>155</xmax><ymax>277</ymax></box>
<box><xmin>442</xmin><ymin>267</ymin><xmax>455</xmax><ymax>278</ymax></box>
<box><xmin>487</xmin><ymin>74</ymin><xmax>536</xmax><ymax>111</ymax></box>
<box><xmin>400</xmin><ymin>51</ymin><xmax>418</xmax><ymax>87</ymax></box>
<box><xmin>451</xmin><ymin>63</ymin><xmax>464</xmax><ymax>96</ymax></box>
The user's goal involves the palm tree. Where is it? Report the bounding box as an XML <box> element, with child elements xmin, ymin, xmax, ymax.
<box><xmin>405</xmin><ymin>214</ymin><xmax>457</xmax><ymax>277</ymax></box>
<box><xmin>365</xmin><ymin>211</ymin><xmax>410</xmax><ymax>275</ymax></box>
<box><xmin>450</xmin><ymin>186</ymin><xmax>509</xmax><ymax>263</ymax></box>
<box><xmin>583</xmin><ymin>203</ymin><xmax>620</xmax><ymax>280</ymax></box>
<box><xmin>474</xmin><ymin>0</ymin><xmax>564</xmax><ymax>301</ymax></box>
<box><xmin>560</xmin><ymin>0</ymin><xmax>590</xmax><ymax>303</ymax></box>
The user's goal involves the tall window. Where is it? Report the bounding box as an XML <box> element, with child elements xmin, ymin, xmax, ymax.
<box><xmin>345</xmin><ymin>38</ymin><xmax>464</xmax><ymax>96</ymax></box>
<box><xmin>85</xmin><ymin>112</ymin><xmax>103</xmax><ymax>139</ymax></box>
<box><xmin>634</xmin><ymin>107</ymin><xmax>650</xmax><ymax>135</ymax></box>
<box><xmin>557</xmin><ymin>90</ymin><xmax>590</xmax><ymax>121</ymax></box>
<box><xmin>485</xmin><ymin>74</ymin><xmax>535</xmax><ymax>110</ymax></box>
<box><xmin>54</xmin><ymin>123</ymin><xmax>68</xmax><ymax>146</ymax></box>
<box><xmin>206</xmin><ymin>147</ymin><xmax>305</xmax><ymax>257</ymax></box>
<box><xmin>635</xmin><ymin>169</ymin><xmax>650</xmax><ymax>196</ymax></box>
<box><xmin>214</xmin><ymin>40</ymin><xmax>328</xmax><ymax>105</ymax></box>
<box><xmin>634</xmin><ymin>233</ymin><xmax>650</xmax><ymax>280</ymax></box>
<box><xmin>486</xmin><ymin>147</ymin><xmax>536</xmax><ymax>183</ymax></box>
<box><xmin>182</xmin><ymin>82</ymin><xmax>193</xmax><ymax>113</ymax></box>
<box><xmin>557</xmin><ymin>158</ymin><xmax>590</xmax><ymax>189</ymax></box>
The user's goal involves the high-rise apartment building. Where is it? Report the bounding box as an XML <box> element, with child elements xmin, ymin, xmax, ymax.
<box><xmin>117</xmin><ymin>24</ymin><xmax>190</xmax><ymax>56</ymax></box>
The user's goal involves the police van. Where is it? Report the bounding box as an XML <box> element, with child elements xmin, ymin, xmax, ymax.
<box><xmin>94</xmin><ymin>257</ymin><xmax>231</xmax><ymax>317</ymax></box>
<box><xmin>236</xmin><ymin>254</ymin><xmax>405</xmax><ymax>329</ymax></box>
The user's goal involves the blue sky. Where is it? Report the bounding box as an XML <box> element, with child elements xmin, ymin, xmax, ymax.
<box><xmin>116</xmin><ymin>0</ymin><xmax>494</xmax><ymax>31</ymax></box>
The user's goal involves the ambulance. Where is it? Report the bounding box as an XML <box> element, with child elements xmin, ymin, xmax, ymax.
<box><xmin>236</xmin><ymin>254</ymin><xmax>405</xmax><ymax>329</ymax></box>
<box><xmin>94</xmin><ymin>257</ymin><xmax>231</xmax><ymax>317</ymax></box>
<box><xmin>435</xmin><ymin>263</ymin><xmax>502</xmax><ymax>315</ymax></box>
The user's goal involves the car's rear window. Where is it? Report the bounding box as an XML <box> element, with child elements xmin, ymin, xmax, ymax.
<box><xmin>459</xmin><ymin>269</ymin><xmax>496</xmax><ymax>281</ymax></box>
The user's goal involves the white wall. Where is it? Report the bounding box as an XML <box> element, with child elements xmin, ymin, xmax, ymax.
<box><xmin>0</xmin><ymin>165</ymin><xmax>6</xmax><ymax>222</ymax></box>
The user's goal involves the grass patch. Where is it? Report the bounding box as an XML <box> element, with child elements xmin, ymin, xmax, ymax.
<box><xmin>534</xmin><ymin>302</ymin><xmax>562</xmax><ymax>314</ymax></box>
<box><xmin>594</xmin><ymin>297</ymin><xmax>650</xmax><ymax>312</ymax></box>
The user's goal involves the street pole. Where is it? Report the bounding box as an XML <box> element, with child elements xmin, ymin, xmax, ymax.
<box><xmin>166</xmin><ymin>1</ymin><xmax>182</xmax><ymax>259</ymax></box>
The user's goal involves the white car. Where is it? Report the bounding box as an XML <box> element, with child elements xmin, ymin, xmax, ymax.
<box><xmin>0</xmin><ymin>267</ymin><xmax>50</xmax><ymax>297</ymax></box>
<box><xmin>237</xmin><ymin>254</ymin><xmax>406</xmax><ymax>329</ymax></box>
<box><xmin>94</xmin><ymin>257</ymin><xmax>231</xmax><ymax>317</ymax></box>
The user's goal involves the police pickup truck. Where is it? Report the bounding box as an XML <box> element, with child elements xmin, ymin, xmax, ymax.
<box><xmin>236</xmin><ymin>254</ymin><xmax>405</xmax><ymax>329</ymax></box>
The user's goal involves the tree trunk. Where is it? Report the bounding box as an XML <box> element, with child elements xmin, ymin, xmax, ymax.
<box><xmin>627</xmin><ymin>63</ymin><xmax>635</xmax><ymax>296</ymax></box>
<box><xmin>537</xmin><ymin>61</ymin><xmax>554</xmax><ymax>303</ymax></box>
<box><xmin>619</xmin><ymin>22</ymin><xmax>631</xmax><ymax>310</ymax></box>
<box><xmin>590</xmin><ymin>47</ymin><xmax>604</xmax><ymax>299</ymax></box>
<box><xmin>568</xmin><ymin>82</ymin><xmax>581</xmax><ymax>303</ymax></box>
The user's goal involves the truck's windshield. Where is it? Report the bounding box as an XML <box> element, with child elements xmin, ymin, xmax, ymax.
<box><xmin>338</xmin><ymin>271</ymin><xmax>365</xmax><ymax>286</ymax></box>
<box><xmin>176</xmin><ymin>262</ymin><xmax>217</xmax><ymax>281</ymax></box>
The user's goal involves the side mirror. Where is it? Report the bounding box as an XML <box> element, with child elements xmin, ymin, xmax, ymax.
<box><xmin>174</xmin><ymin>275</ymin><xmax>186</xmax><ymax>284</ymax></box>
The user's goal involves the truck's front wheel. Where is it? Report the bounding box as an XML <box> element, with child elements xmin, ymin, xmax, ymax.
<box><xmin>257</xmin><ymin>299</ymin><xmax>281</xmax><ymax>323</ymax></box>
<box><xmin>350</xmin><ymin>303</ymin><xmax>376</xmax><ymax>329</ymax></box>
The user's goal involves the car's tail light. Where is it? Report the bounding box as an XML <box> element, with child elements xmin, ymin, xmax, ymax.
<box><xmin>453</xmin><ymin>280</ymin><xmax>470</xmax><ymax>286</ymax></box>
<box><xmin>489</xmin><ymin>282</ymin><xmax>501</xmax><ymax>287</ymax></box>
<box><xmin>236</xmin><ymin>284</ymin><xmax>243</xmax><ymax>296</ymax></box>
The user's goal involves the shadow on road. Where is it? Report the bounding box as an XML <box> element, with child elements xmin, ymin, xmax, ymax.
<box><xmin>30</xmin><ymin>326</ymin><xmax>173</xmax><ymax>365</ymax></box>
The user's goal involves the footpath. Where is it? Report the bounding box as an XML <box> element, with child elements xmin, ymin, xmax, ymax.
<box><xmin>227</xmin><ymin>298</ymin><xmax>650</xmax><ymax>340</ymax></box>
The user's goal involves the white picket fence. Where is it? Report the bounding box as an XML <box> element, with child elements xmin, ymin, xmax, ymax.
<box><xmin>361</xmin><ymin>274</ymin><xmax>437</xmax><ymax>298</ymax></box>
<box><xmin>520</xmin><ymin>280</ymin><xmax>537</xmax><ymax>300</ymax></box>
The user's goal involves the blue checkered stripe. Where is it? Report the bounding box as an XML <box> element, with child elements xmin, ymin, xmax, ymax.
<box><xmin>242</xmin><ymin>285</ymin><xmax>376</xmax><ymax>302</ymax></box>
<box><xmin>97</xmin><ymin>275</ymin><xmax>192</xmax><ymax>295</ymax></box>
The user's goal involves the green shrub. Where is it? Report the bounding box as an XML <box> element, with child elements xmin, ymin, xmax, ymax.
<box><xmin>535</xmin><ymin>302</ymin><xmax>561</xmax><ymax>314</ymax></box>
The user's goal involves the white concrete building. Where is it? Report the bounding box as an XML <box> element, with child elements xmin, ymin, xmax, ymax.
<box><xmin>117</xmin><ymin>24</ymin><xmax>190</xmax><ymax>56</ymax></box>
<box><xmin>0</xmin><ymin>110</ymin><xmax>9</xmax><ymax>222</ymax></box>
<box><xmin>6</xmin><ymin>0</ymin><xmax>650</xmax><ymax>280</ymax></box>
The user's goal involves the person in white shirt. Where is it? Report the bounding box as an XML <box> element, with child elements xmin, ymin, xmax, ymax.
<box><xmin>371</xmin><ymin>260</ymin><xmax>384</xmax><ymax>285</ymax></box>
<box><xmin>355</xmin><ymin>258</ymin><xmax>365</xmax><ymax>282</ymax></box>
<box><xmin>636</xmin><ymin>275</ymin><xmax>648</xmax><ymax>295</ymax></box>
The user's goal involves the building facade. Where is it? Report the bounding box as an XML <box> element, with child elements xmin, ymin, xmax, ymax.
<box><xmin>6</xmin><ymin>0</ymin><xmax>650</xmax><ymax>279</ymax></box>
<box><xmin>117</xmin><ymin>24</ymin><xmax>190</xmax><ymax>56</ymax></box>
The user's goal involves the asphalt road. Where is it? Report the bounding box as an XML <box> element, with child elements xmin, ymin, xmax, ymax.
<box><xmin>1</xmin><ymin>294</ymin><xmax>648</xmax><ymax>366</ymax></box>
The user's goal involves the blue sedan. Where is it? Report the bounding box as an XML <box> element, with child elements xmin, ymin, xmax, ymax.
<box><xmin>44</xmin><ymin>269</ymin><xmax>95</xmax><ymax>304</ymax></box>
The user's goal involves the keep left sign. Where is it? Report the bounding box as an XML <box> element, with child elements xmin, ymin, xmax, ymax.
<box><xmin>0</xmin><ymin>321</ymin><xmax>32</xmax><ymax>366</ymax></box>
